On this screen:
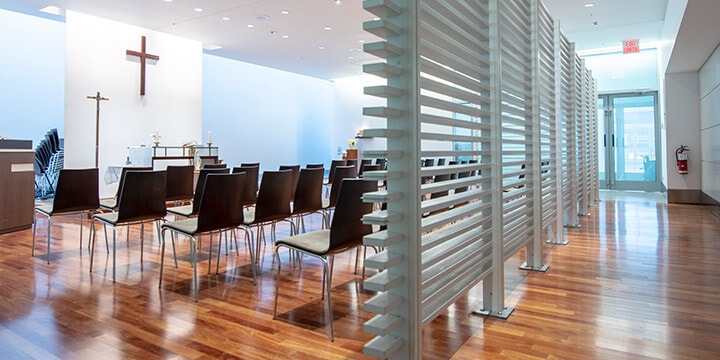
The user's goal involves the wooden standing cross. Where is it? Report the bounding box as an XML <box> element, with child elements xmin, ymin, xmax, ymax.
<box><xmin>86</xmin><ymin>91</ymin><xmax>109</xmax><ymax>168</ymax></box>
<box><xmin>126</xmin><ymin>36</ymin><xmax>160</xmax><ymax>96</ymax></box>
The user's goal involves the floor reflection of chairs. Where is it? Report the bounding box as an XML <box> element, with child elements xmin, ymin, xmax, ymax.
<box><xmin>32</xmin><ymin>168</ymin><xmax>100</xmax><ymax>264</ymax></box>
<box><xmin>90</xmin><ymin>170</ymin><xmax>167</xmax><ymax>283</ymax></box>
<box><xmin>273</xmin><ymin>178</ymin><xmax>376</xmax><ymax>341</ymax></box>
<box><xmin>160</xmin><ymin>172</ymin><xmax>255</xmax><ymax>302</ymax></box>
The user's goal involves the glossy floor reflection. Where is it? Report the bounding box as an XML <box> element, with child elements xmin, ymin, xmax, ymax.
<box><xmin>1</xmin><ymin>193</ymin><xmax>719</xmax><ymax>359</ymax></box>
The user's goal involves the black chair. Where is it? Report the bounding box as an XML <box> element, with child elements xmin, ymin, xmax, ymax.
<box><xmin>232</xmin><ymin>165</ymin><xmax>259</xmax><ymax>207</ymax></box>
<box><xmin>160</xmin><ymin>173</ymin><xmax>255</xmax><ymax>302</ymax></box>
<box><xmin>278</xmin><ymin>165</ymin><xmax>301</xmax><ymax>203</ymax></box>
<box><xmin>273</xmin><ymin>179</ymin><xmax>376</xmax><ymax>341</ymax></box>
<box><xmin>321</xmin><ymin>165</ymin><xmax>356</xmax><ymax>228</ymax></box>
<box><xmin>90</xmin><ymin>170</ymin><xmax>167</xmax><ymax>283</ymax></box>
<box><xmin>306</xmin><ymin>163</ymin><xmax>324</xmax><ymax>169</ymax></box>
<box><xmin>32</xmin><ymin>168</ymin><xmax>99</xmax><ymax>264</ymax></box>
<box><xmin>202</xmin><ymin>163</ymin><xmax>227</xmax><ymax>169</ymax></box>
<box><xmin>165</xmin><ymin>165</ymin><xmax>194</xmax><ymax>204</ymax></box>
<box><xmin>240</xmin><ymin>162</ymin><xmax>260</xmax><ymax>168</ymax></box>
<box><xmin>375</xmin><ymin>158</ymin><xmax>387</xmax><ymax>171</ymax></box>
<box><xmin>359</xmin><ymin>163</ymin><xmax>380</xmax><ymax>177</ymax></box>
<box><xmin>243</xmin><ymin>170</ymin><xmax>294</xmax><ymax>263</ymax></box>
<box><xmin>289</xmin><ymin>168</ymin><xmax>324</xmax><ymax>234</ymax></box>
<box><xmin>100</xmin><ymin>166</ymin><xmax>152</xmax><ymax>211</ymax></box>
<box><xmin>345</xmin><ymin>159</ymin><xmax>358</xmax><ymax>175</ymax></box>
<box><xmin>324</xmin><ymin>159</ymin><xmax>346</xmax><ymax>197</ymax></box>
<box><xmin>167</xmin><ymin>168</ymin><xmax>229</xmax><ymax>218</ymax></box>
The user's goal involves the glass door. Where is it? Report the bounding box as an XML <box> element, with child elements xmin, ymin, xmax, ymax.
<box><xmin>598</xmin><ymin>92</ymin><xmax>661</xmax><ymax>191</ymax></box>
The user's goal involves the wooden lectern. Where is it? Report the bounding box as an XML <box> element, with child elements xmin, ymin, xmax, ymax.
<box><xmin>0</xmin><ymin>140</ymin><xmax>35</xmax><ymax>234</ymax></box>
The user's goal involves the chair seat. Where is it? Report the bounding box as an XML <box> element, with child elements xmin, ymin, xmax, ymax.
<box><xmin>100</xmin><ymin>198</ymin><xmax>117</xmax><ymax>209</ymax></box>
<box><xmin>275</xmin><ymin>229</ymin><xmax>331</xmax><ymax>256</ymax></box>
<box><xmin>167</xmin><ymin>204</ymin><xmax>193</xmax><ymax>217</ymax></box>
<box><xmin>321</xmin><ymin>198</ymin><xmax>330</xmax><ymax>208</ymax></box>
<box><xmin>93</xmin><ymin>212</ymin><xmax>164</xmax><ymax>226</ymax></box>
<box><xmin>162</xmin><ymin>218</ymin><xmax>198</xmax><ymax>235</ymax></box>
<box><xmin>244</xmin><ymin>208</ymin><xmax>255</xmax><ymax>223</ymax></box>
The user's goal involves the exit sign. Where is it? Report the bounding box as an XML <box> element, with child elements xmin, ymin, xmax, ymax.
<box><xmin>623</xmin><ymin>39</ymin><xmax>640</xmax><ymax>54</ymax></box>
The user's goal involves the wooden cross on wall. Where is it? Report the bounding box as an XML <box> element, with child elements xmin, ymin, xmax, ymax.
<box><xmin>126</xmin><ymin>36</ymin><xmax>159</xmax><ymax>96</ymax></box>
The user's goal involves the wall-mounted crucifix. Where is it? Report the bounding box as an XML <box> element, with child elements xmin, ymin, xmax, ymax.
<box><xmin>126</xmin><ymin>36</ymin><xmax>159</xmax><ymax>96</ymax></box>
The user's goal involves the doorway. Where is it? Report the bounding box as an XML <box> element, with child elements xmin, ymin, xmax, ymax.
<box><xmin>598</xmin><ymin>92</ymin><xmax>661</xmax><ymax>191</ymax></box>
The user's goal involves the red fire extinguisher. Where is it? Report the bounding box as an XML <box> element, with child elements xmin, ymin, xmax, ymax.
<box><xmin>676</xmin><ymin>145</ymin><xmax>689</xmax><ymax>175</ymax></box>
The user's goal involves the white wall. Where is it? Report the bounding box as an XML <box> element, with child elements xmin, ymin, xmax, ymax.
<box><xmin>331</xmin><ymin>75</ymin><xmax>387</xmax><ymax>161</ymax></box>
<box><xmin>65</xmin><ymin>11</ymin><xmax>202</xmax><ymax>196</ymax></box>
<box><xmin>699</xmin><ymin>44</ymin><xmax>720</xmax><ymax>202</ymax></box>
<box><xmin>0</xmin><ymin>9</ymin><xmax>64</xmax><ymax>147</ymax></box>
<box><xmin>665</xmin><ymin>72</ymin><xmax>701</xmax><ymax>191</ymax></box>
<box><xmin>203</xmin><ymin>54</ymin><xmax>333</xmax><ymax>171</ymax></box>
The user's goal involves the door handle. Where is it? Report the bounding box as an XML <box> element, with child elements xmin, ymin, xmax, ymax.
<box><xmin>604</xmin><ymin>135</ymin><xmax>607</xmax><ymax>147</ymax></box>
<box><xmin>612</xmin><ymin>134</ymin><xmax>615</xmax><ymax>147</ymax></box>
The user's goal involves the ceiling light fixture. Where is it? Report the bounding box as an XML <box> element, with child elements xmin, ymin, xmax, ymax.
<box><xmin>222</xmin><ymin>17</ymin><xmax>230</xmax><ymax>21</ymax></box>
<box><xmin>281</xmin><ymin>10</ymin><xmax>290</xmax><ymax>15</ymax></box>
<box><xmin>194</xmin><ymin>8</ymin><xmax>203</xmax><ymax>12</ymax></box>
<box><xmin>334</xmin><ymin>0</ymin><xmax>342</xmax><ymax>4</ymax></box>
<box><xmin>584</xmin><ymin>3</ymin><xmax>594</xmax><ymax>7</ymax></box>
<box><xmin>318</xmin><ymin>46</ymin><xmax>326</xmax><ymax>50</ymax></box>
<box><xmin>164</xmin><ymin>0</ymin><xmax>172</xmax><ymax>2</ymax></box>
<box><xmin>282</xmin><ymin>35</ymin><xmax>289</xmax><ymax>39</ymax></box>
<box><xmin>324</xmin><ymin>26</ymin><xmax>332</xmax><ymax>30</ymax></box>
<box><xmin>39</xmin><ymin>6</ymin><xmax>64</xmax><ymax>15</ymax></box>
<box><xmin>247</xmin><ymin>24</ymin><xmax>255</xmax><ymax>28</ymax></box>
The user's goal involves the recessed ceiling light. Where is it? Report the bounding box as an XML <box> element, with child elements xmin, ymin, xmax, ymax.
<box><xmin>324</xmin><ymin>26</ymin><xmax>332</xmax><ymax>30</ymax></box>
<box><xmin>584</xmin><ymin>3</ymin><xmax>594</xmax><ymax>7</ymax></box>
<box><xmin>253</xmin><ymin>14</ymin><xmax>270</xmax><ymax>21</ymax></box>
<box><xmin>222</xmin><ymin>16</ymin><xmax>230</xmax><ymax>21</ymax></box>
<box><xmin>203</xmin><ymin>43</ymin><xmax>222</xmax><ymax>51</ymax></box>
<box><xmin>164</xmin><ymin>0</ymin><xmax>172</xmax><ymax>2</ymax></box>
<box><xmin>318</xmin><ymin>46</ymin><xmax>326</xmax><ymax>50</ymax></box>
<box><xmin>357</xmin><ymin>39</ymin><xmax>365</xmax><ymax>43</ymax></box>
<box><xmin>281</xmin><ymin>10</ymin><xmax>290</xmax><ymax>15</ymax></box>
<box><xmin>334</xmin><ymin>0</ymin><xmax>342</xmax><ymax>4</ymax></box>
<box><xmin>39</xmin><ymin>6</ymin><xmax>64</xmax><ymax>15</ymax></box>
<box><xmin>247</xmin><ymin>24</ymin><xmax>255</xmax><ymax>28</ymax></box>
<box><xmin>194</xmin><ymin>8</ymin><xmax>203</xmax><ymax>12</ymax></box>
<box><xmin>373</xmin><ymin>17</ymin><xmax>380</xmax><ymax>21</ymax></box>
<box><xmin>282</xmin><ymin>35</ymin><xmax>289</xmax><ymax>39</ymax></box>
<box><xmin>348</xmin><ymin>56</ymin><xmax>354</xmax><ymax>59</ymax></box>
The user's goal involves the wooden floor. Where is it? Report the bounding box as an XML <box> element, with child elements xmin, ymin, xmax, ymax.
<box><xmin>1</xmin><ymin>192</ymin><xmax>719</xmax><ymax>359</ymax></box>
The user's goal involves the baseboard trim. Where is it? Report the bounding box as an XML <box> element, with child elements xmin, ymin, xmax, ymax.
<box><xmin>667</xmin><ymin>189</ymin><xmax>703</xmax><ymax>204</ymax></box>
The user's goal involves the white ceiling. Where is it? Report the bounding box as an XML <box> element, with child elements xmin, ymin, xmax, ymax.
<box><xmin>0</xmin><ymin>0</ymin><xmax>713</xmax><ymax>79</ymax></box>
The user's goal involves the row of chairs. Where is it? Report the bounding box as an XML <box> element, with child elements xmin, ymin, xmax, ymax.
<box><xmin>31</xmin><ymin>163</ymin><xmax>379</xmax><ymax>340</ymax></box>
<box><xmin>34</xmin><ymin>128</ymin><xmax>63</xmax><ymax>199</ymax></box>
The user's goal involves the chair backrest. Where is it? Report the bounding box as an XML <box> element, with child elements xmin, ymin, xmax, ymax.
<box><xmin>117</xmin><ymin>170</ymin><xmax>167</xmax><ymax>223</ymax></box>
<box><xmin>437</xmin><ymin>158</ymin><xmax>446</xmax><ymax>166</ymax></box>
<box><xmin>360</xmin><ymin>158</ymin><xmax>373</xmax><ymax>166</ymax></box>
<box><xmin>116</xmin><ymin>166</ymin><xmax>153</xmax><ymax>199</ymax></box>
<box><xmin>327</xmin><ymin>159</ymin><xmax>346</xmax><ymax>184</ymax></box>
<box><xmin>254</xmin><ymin>170</ymin><xmax>293</xmax><ymax>223</ymax></box>
<box><xmin>327</xmin><ymin>165</ymin><xmax>356</xmax><ymax>208</ymax></box>
<box><xmin>431</xmin><ymin>173</ymin><xmax>451</xmax><ymax>199</ymax></box>
<box><xmin>292</xmin><ymin>168</ymin><xmax>324</xmax><ymax>214</ymax></box>
<box><xmin>278</xmin><ymin>165</ymin><xmax>301</xmax><ymax>202</ymax></box>
<box><xmin>345</xmin><ymin>159</ymin><xmax>358</xmax><ymax>175</ymax></box>
<box><xmin>165</xmin><ymin>165</ymin><xmax>194</xmax><ymax>202</ymax></box>
<box><xmin>196</xmin><ymin>173</ymin><xmax>246</xmax><ymax>233</ymax></box>
<box><xmin>192</xmin><ymin>168</ymin><xmax>230</xmax><ymax>214</ymax></box>
<box><xmin>232</xmin><ymin>165</ymin><xmax>259</xmax><ymax>206</ymax></box>
<box><xmin>241</xmin><ymin>162</ymin><xmax>260</xmax><ymax>168</ymax></box>
<box><xmin>203</xmin><ymin>163</ymin><xmax>227</xmax><ymax>169</ymax></box>
<box><xmin>329</xmin><ymin>179</ymin><xmax>376</xmax><ymax>251</ymax></box>
<box><xmin>375</xmin><ymin>158</ymin><xmax>387</xmax><ymax>171</ymax></box>
<box><xmin>52</xmin><ymin>168</ymin><xmax>99</xmax><ymax>213</ymax></box>
<box><xmin>359</xmin><ymin>163</ymin><xmax>380</xmax><ymax>177</ymax></box>
<box><xmin>305</xmin><ymin>163</ymin><xmax>324</xmax><ymax>169</ymax></box>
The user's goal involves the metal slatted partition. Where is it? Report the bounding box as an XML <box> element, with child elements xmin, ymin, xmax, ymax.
<box><xmin>577</xmin><ymin>61</ymin><xmax>590</xmax><ymax>216</ymax></box>
<box><xmin>589</xmin><ymin>76</ymin><xmax>599</xmax><ymax>206</ymax></box>
<box><xmin>499</xmin><ymin>0</ymin><xmax>535</xmax><ymax>262</ymax></box>
<box><xmin>360</xmin><ymin>0</ymin><xmax>496</xmax><ymax>358</ymax></box>
<box><xmin>559</xmin><ymin>35</ymin><xmax>576</xmax><ymax>227</ymax></box>
<box><xmin>359</xmin><ymin>0</ymin><xmax>596</xmax><ymax>358</ymax></box>
<box><xmin>536</xmin><ymin>2</ymin><xmax>559</xmax><ymax>247</ymax></box>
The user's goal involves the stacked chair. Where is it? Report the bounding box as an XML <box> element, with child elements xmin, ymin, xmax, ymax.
<box><xmin>34</xmin><ymin>128</ymin><xmax>63</xmax><ymax>199</ymax></box>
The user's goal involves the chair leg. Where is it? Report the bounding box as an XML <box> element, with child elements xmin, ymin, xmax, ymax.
<box><xmin>79</xmin><ymin>213</ymin><xmax>84</xmax><ymax>249</ymax></box>
<box><xmin>248</xmin><ymin>229</ymin><xmax>257</xmax><ymax>285</ymax></box>
<box><xmin>323</xmin><ymin>257</ymin><xmax>335</xmax><ymax>342</ymax></box>
<box><xmin>89</xmin><ymin>220</ymin><xmax>96</xmax><ymax>272</ymax></box>
<box><xmin>140</xmin><ymin>223</ymin><xmax>145</xmax><ymax>263</ymax></box>
<box><xmin>159</xmin><ymin>228</ymin><xmax>166</xmax><ymax>287</ymax></box>
<box><xmin>273</xmin><ymin>246</ymin><xmax>282</xmax><ymax>319</ymax></box>
<box><xmin>112</xmin><ymin>227</ymin><xmax>117</xmax><ymax>283</ymax></box>
<box><xmin>46</xmin><ymin>217</ymin><xmax>52</xmax><ymax>264</ymax></box>
<box><xmin>31</xmin><ymin>212</ymin><xmax>38</xmax><ymax>258</ymax></box>
<box><xmin>216</xmin><ymin>231</ymin><xmax>223</xmax><ymax>275</ymax></box>
<box><xmin>191</xmin><ymin>236</ymin><xmax>198</xmax><ymax>302</ymax></box>
<box><xmin>207</xmin><ymin>232</ymin><xmax>214</xmax><ymax>275</ymax></box>
<box><xmin>171</xmin><ymin>231</ymin><xmax>178</xmax><ymax>268</ymax></box>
